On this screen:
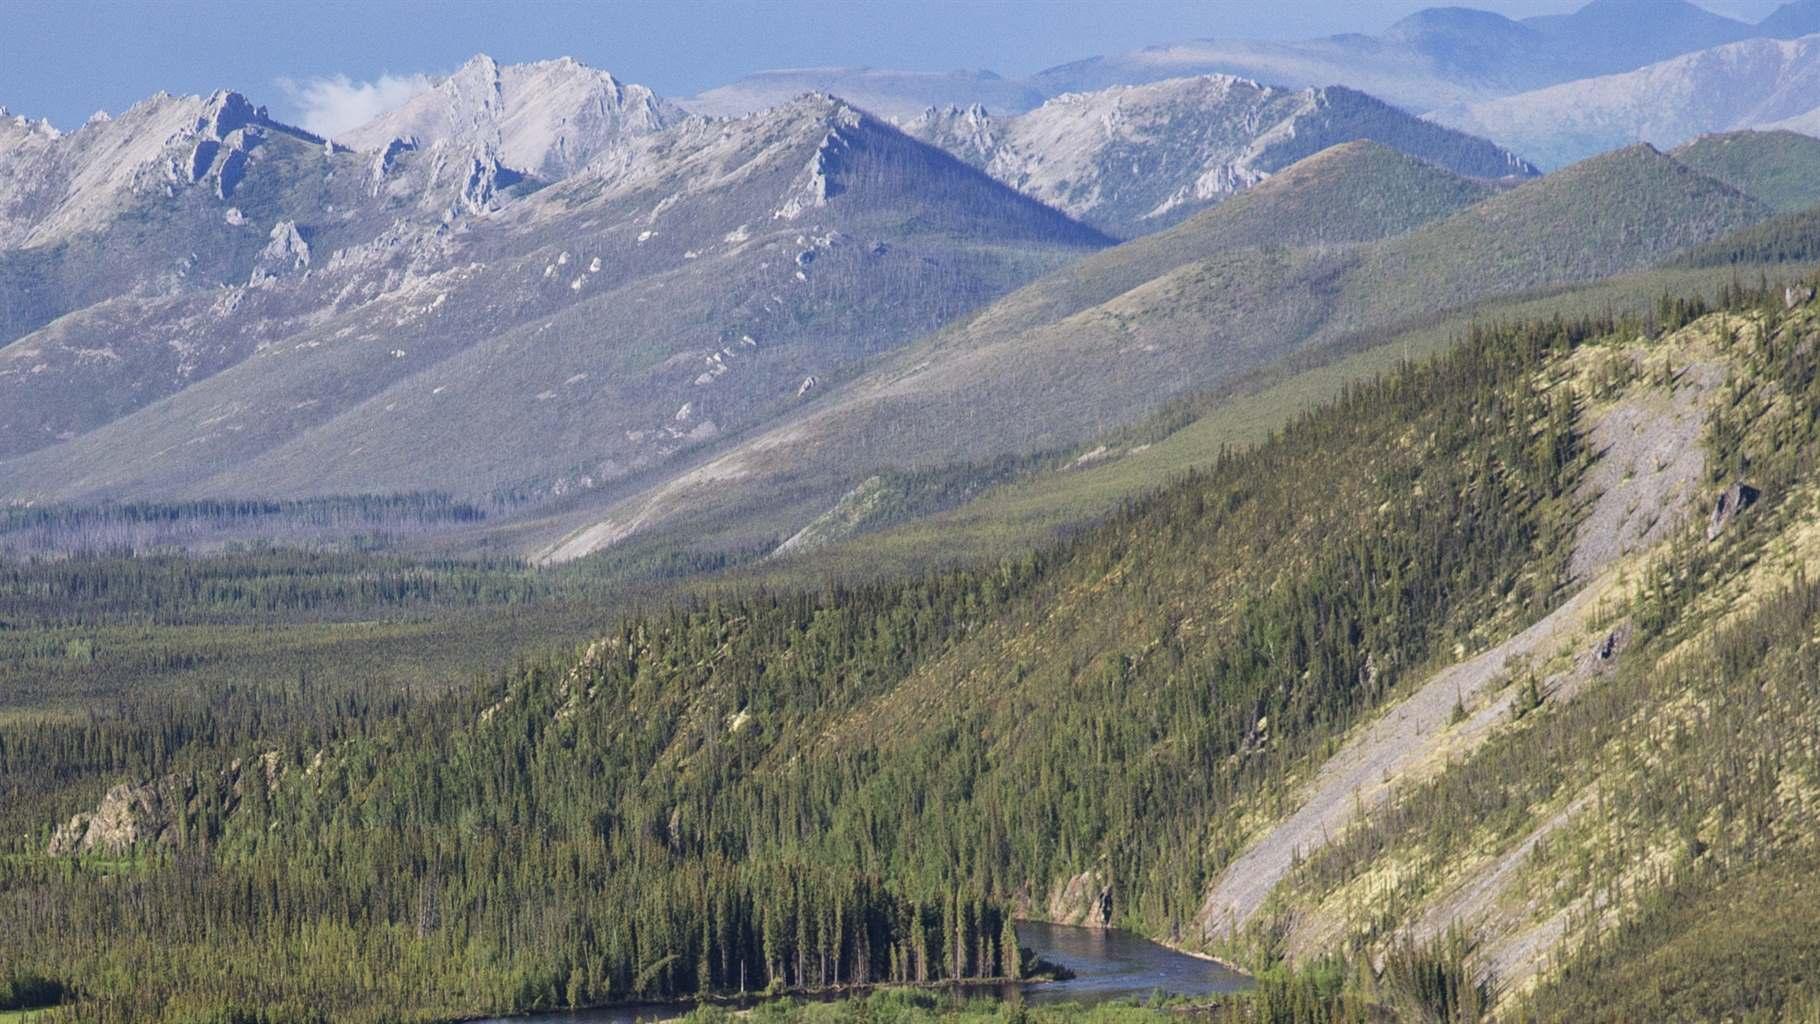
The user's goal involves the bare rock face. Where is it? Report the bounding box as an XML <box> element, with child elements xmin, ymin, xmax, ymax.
<box><xmin>1707</xmin><ymin>481</ymin><xmax>1761</xmax><ymax>540</ymax></box>
<box><xmin>369</xmin><ymin>136</ymin><xmax>417</xmax><ymax>193</ymax></box>
<box><xmin>903</xmin><ymin>75</ymin><xmax>1537</xmax><ymax>236</ymax></box>
<box><xmin>337</xmin><ymin>55</ymin><xmax>685</xmax><ymax>181</ymax></box>
<box><xmin>180</xmin><ymin>92</ymin><xmax>269</xmax><ymax>200</ymax></box>
<box><xmin>48</xmin><ymin>778</ymin><xmax>186</xmax><ymax>856</ymax></box>
<box><xmin>1047</xmin><ymin>869</ymin><xmax>1113</xmax><ymax>927</ymax></box>
<box><xmin>249</xmin><ymin>219</ymin><xmax>312</xmax><ymax>284</ymax></box>
<box><xmin>46</xmin><ymin>753</ymin><xmax>283</xmax><ymax>856</ymax></box>
<box><xmin>1588</xmin><ymin>620</ymin><xmax>1635</xmax><ymax>673</ymax></box>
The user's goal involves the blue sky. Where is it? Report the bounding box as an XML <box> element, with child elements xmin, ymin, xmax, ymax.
<box><xmin>2</xmin><ymin>0</ymin><xmax>1787</xmax><ymax>131</ymax></box>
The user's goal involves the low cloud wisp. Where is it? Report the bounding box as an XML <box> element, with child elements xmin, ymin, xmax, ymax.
<box><xmin>278</xmin><ymin>72</ymin><xmax>435</xmax><ymax>138</ymax></box>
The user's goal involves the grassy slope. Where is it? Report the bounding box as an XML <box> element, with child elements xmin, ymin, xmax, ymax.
<box><xmin>743</xmin><ymin>143</ymin><xmax>1810</xmax><ymax>581</ymax></box>
<box><xmin>914</xmin><ymin>140</ymin><xmax>1494</xmax><ymax>354</ymax></box>
<box><xmin>501</xmin><ymin>143</ymin><xmax>1500</xmax><ymax>564</ymax></box>
<box><xmin>1338</xmin><ymin>144</ymin><xmax>1769</xmax><ymax>330</ymax></box>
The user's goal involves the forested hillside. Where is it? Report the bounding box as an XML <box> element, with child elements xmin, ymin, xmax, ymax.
<box><xmin>10</xmin><ymin>279</ymin><xmax>1817</xmax><ymax>1022</ymax></box>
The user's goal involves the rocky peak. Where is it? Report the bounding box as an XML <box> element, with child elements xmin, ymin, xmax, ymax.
<box><xmin>338</xmin><ymin>53</ymin><xmax>683</xmax><ymax>181</ymax></box>
<box><xmin>1</xmin><ymin>105</ymin><xmax>62</xmax><ymax>139</ymax></box>
<box><xmin>761</xmin><ymin>95</ymin><xmax>899</xmax><ymax>219</ymax></box>
<box><xmin>197</xmin><ymin>89</ymin><xmax>264</xmax><ymax>139</ymax></box>
<box><xmin>250</xmin><ymin>219</ymin><xmax>312</xmax><ymax>284</ymax></box>
<box><xmin>900</xmin><ymin>103</ymin><xmax>1002</xmax><ymax>166</ymax></box>
<box><xmin>770</xmin><ymin>92</ymin><xmax>870</xmax><ymax>131</ymax></box>
<box><xmin>904</xmin><ymin>73</ymin><xmax>1536</xmax><ymax>235</ymax></box>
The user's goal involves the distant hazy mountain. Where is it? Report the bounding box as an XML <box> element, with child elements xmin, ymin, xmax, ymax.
<box><xmin>1026</xmin><ymin>23</ymin><xmax>1541</xmax><ymax>114</ymax></box>
<box><xmin>336</xmin><ymin>54</ymin><xmax>683</xmax><ymax>180</ymax></box>
<box><xmin>1428</xmin><ymin>35</ymin><xmax>1820</xmax><ymax>168</ymax></box>
<box><xmin>0</xmin><ymin>92</ymin><xmax>1106</xmax><ymax>503</ymax></box>
<box><xmin>902</xmin><ymin>76</ymin><xmax>1536</xmax><ymax>237</ymax></box>
<box><xmin>1759</xmin><ymin>0</ymin><xmax>1820</xmax><ymax>37</ymax></box>
<box><xmin>663</xmin><ymin>1</ymin><xmax>1795</xmax><ymax>126</ymax></box>
<box><xmin>679</xmin><ymin>67</ymin><xmax>1045</xmax><ymax>120</ymax></box>
<box><xmin>1519</xmin><ymin>0</ymin><xmax>1756</xmax><ymax>77</ymax></box>
<box><xmin>1025</xmin><ymin>0</ymin><xmax>1768</xmax><ymax>114</ymax></box>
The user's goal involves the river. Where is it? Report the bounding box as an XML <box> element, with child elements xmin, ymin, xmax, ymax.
<box><xmin>473</xmin><ymin>922</ymin><xmax>1252</xmax><ymax>1024</ymax></box>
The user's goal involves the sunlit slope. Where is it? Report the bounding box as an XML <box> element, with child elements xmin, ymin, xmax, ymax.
<box><xmin>535</xmin><ymin>142</ymin><xmax>1771</xmax><ymax>563</ymax></box>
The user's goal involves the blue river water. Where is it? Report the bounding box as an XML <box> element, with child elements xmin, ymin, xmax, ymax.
<box><xmin>473</xmin><ymin>921</ymin><xmax>1251</xmax><ymax>1024</ymax></box>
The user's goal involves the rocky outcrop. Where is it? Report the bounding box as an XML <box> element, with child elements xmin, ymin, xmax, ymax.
<box><xmin>47</xmin><ymin>753</ymin><xmax>283</xmax><ymax>856</ymax></box>
<box><xmin>369</xmin><ymin>136</ymin><xmax>417</xmax><ymax>193</ymax></box>
<box><xmin>904</xmin><ymin>75</ymin><xmax>1537</xmax><ymax>236</ymax></box>
<box><xmin>1707</xmin><ymin>481</ymin><xmax>1761</xmax><ymax>540</ymax></box>
<box><xmin>416</xmin><ymin>146</ymin><xmax>523</xmax><ymax>218</ymax></box>
<box><xmin>1047</xmin><ymin>869</ymin><xmax>1113</xmax><ymax>928</ymax></box>
<box><xmin>775</xmin><ymin>107</ymin><xmax>864</xmax><ymax>220</ymax></box>
<box><xmin>182</xmin><ymin>93</ymin><xmax>270</xmax><ymax>200</ymax></box>
<box><xmin>1589</xmin><ymin>620</ymin><xmax>1634</xmax><ymax>672</ymax></box>
<box><xmin>249</xmin><ymin>219</ymin><xmax>312</xmax><ymax>284</ymax></box>
<box><xmin>48</xmin><ymin>777</ymin><xmax>186</xmax><ymax>856</ymax></box>
<box><xmin>337</xmin><ymin>55</ymin><xmax>684</xmax><ymax>181</ymax></box>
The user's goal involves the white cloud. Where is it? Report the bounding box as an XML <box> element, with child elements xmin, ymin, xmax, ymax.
<box><xmin>277</xmin><ymin>72</ymin><xmax>435</xmax><ymax>139</ymax></box>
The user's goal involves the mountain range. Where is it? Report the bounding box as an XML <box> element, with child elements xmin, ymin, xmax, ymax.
<box><xmin>6</xmin><ymin>0</ymin><xmax>1820</xmax><ymax>555</ymax></box>
<box><xmin>679</xmin><ymin>67</ymin><xmax>1046</xmax><ymax>121</ymax></box>
<box><xmin>525</xmin><ymin>138</ymin><xmax>1786</xmax><ymax>565</ymax></box>
<box><xmin>902</xmin><ymin>76</ymin><xmax>1535</xmax><ymax>236</ymax></box>
<box><xmin>0</xmin><ymin>89</ymin><xmax>1105</xmax><ymax>504</ymax></box>
<box><xmin>1429</xmin><ymin>33</ymin><xmax>1820</xmax><ymax>167</ymax></box>
<box><xmin>0</xmin><ymin>51</ymin><xmax>1539</xmax><ymax>512</ymax></box>
<box><xmin>689</xmin><ymin>0</ymin><xmax>1820</xmax><ymax>121</ymax></box>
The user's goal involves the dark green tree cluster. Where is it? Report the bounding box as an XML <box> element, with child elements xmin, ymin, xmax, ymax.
<box><xmin>0</xmin><ymin>493</ymin><xmax>484</xmax><ymax>559</ymax></box>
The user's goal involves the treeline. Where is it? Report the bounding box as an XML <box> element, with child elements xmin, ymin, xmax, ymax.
<box><xmin>0</xmin><ymin>493</ymin><xmax>485</xmax><ymax>558</ymax></box>
<box><xmin>0</xmin><ymin>549</ymin><xmax>549</xmax><ymax>627</ymax></box>
<box><xmin>1670</xmin><ymin>208</ymin><xmax>1820</xmax><ymax>269</ymax></box>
